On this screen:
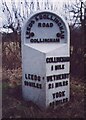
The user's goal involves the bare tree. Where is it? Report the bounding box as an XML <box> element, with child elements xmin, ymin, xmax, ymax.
<box><xmin>2</xmin><ymin>0</ymin><xmax>55</xmax><ymax>33</ymax></box>
<box><xmin>63</xmin><ymin>0</ymin><xmax>85</xmax><ymax>27</ymax></box>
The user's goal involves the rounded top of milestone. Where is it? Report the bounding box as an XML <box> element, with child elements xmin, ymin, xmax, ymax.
<box><xmin>23</xmin><ymin>11</ymin><xmax>69</xmax><ymax>44</ymax></box>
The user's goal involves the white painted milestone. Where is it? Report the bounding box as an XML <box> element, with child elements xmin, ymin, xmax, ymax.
<box><xmin>21</xmin><ymin>10</ymin><xmax>70</xmax><ymax>108</ymax></box>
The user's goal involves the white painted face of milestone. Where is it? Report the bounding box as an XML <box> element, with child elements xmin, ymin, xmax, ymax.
<box><xmin>24</xmin><ymin>11</ymin><xmax>68</xmax><ymax>53</ymax></box>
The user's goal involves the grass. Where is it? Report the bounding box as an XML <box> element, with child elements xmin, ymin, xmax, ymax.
<box><xmin>2</xmin><ymin>68</ymin><xmax>85</xmax><ymax>119</ymax></box>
